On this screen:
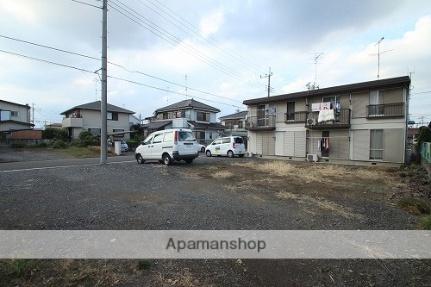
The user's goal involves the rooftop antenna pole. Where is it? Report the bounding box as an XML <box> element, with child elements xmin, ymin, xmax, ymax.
<box><xmin>376</xmin><ymin>37</ymin><xmax>384</xmax><ymax>79</ymax></box>
<box><xmin>100</xmin><ymin>0</ymin><xmax>108</xmax><ymax>164</ymax></box>
<box><xmin>313</xmin><ymin>53</ymin><xmax>323</xmax><ymax>88</ymax></box>
<box><xmin>260</xmin><ymin>67</ymin><xmax>273</xmax><ymax>98</ymax></box>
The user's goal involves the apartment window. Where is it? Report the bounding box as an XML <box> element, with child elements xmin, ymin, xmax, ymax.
<box><xmin>287</xmin><ymin>102</ymin><xmax>295</xmax><ymax>120</ymax></box>
<box><xmin>197</xmin><ymin>111</ymin><xmax>209</xmax><ymax>121</ymax></box>
<box><xmin>369</xmin><ymin>90</ymin><xmax>383</xmax><ymax>116</ymax></box>
<box><xmin>370</xmin><ymin>129</ymin><xmax>384</xmax><ymax>160</ymax></box>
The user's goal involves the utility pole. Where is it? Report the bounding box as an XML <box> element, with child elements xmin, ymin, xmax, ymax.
<box><xmin>184</xmin><ymin>74</ymin><xmax>188</xmax><ymax>99</ymax></box>
<box><xmin>100</xmin><ymin>0</ymin><xmax>108</xmax><ymax>164</ymax></box>
<box><xmin>260</xmin><ymin>67</ymin><xmax>273</xmax><ymax>98</ymax></box>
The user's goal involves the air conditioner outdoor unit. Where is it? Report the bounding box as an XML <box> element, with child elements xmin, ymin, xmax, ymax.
<box><xmin>307</xmin><ymin>154</ymin><xmax>319</xmax><ymax>162</ymax></box>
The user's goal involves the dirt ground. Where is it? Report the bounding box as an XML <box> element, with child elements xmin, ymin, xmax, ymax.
<box><xmin>1</xmin><ymin>156</ymin><xmax>430</xmax><ymax>286</ymax></box>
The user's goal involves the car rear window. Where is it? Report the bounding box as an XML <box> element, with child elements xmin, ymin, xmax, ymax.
<box><xmin>179</xmin><ymin>131</ymin><xmax>195</xmax><ymax>141</ymax></box>
<box><xmin>234</xmin><ymin>137</ymin><xmax>244</xmax><ymax>144</ymax></box>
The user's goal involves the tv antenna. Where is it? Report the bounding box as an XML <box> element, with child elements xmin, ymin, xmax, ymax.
<box><xmin>369</xmin><ymin>37</ymin><xmax>394</xmax><ymax>79</ymax></box>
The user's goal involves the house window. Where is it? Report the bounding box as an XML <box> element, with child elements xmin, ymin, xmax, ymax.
<box><xmin>287</xmin><ymin>102</ymin><xmax>295</xmax><ymax>120</ymax></box>
<box><xmin>11</xmin><ymin>111</ymin><xmax>19</xmax><ymax>117</ymax></box>
<box><xmin>194</xmin><ymin>131</ymin><xmax>205</xmax><ymax>140</ymax></box>
<box><xmin>107</xmin><ymin>112</ymin><xmax>118</xmax><ymax>121</ymax></box>
<box><xmin>0</xmin><ymin>110</ymin><xmax>11</xmax><ymax>121</ymax></box>
<box><xmin>113</xmin><ymin>129</ymin><xmax>124</xmax><ymax>133</ymax></box>
<box><xmin>197</xmin><ymin>111</ymin><xmax>209</xmax><ymax>121</ymax></box>
<box><xmin>370</xmin><ymin>129</ymin><xmax>383</xmax><ymax>160</ymax></box>
<box><xmin>238</xmin><ymin>120</ymin><xmax>243</xmax><ymax>129</ymax></box>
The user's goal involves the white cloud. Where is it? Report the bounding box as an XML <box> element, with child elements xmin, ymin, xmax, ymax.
<box><xmin>0</xmin><ymin>0</ymin><xmax>38</xmax><ymax>24</ymax></box>
<box><xmin>199</xmin><ymin>9</ymin><xmax>225</xmax><ymax>38</ymax></box>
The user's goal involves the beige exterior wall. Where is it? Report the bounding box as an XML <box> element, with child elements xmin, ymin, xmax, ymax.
<box><xmin>67</xmin><ymin>110</ymin><xmax>132</xmax><ymax>139</ymax></box>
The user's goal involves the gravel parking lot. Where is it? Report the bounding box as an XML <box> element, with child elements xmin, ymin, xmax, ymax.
<box><xmin>1</xmin><ymin>154</ymin><xmax>430</xmax><ymax>286</ymax></box>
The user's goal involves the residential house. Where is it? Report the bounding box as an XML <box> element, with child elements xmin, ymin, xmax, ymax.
<box><xmin>61</xmin><ymin>101</ymin><xmax>135</xmax><ymax>140</ymax></box>
<box><xmin>243</xmin><ymin>76</ymin><xmax>410</xmax><ymax>164</ymax></box>
<box><xmin>219</xmin><ymin>111</ymin><xmax>248</xmax><ymax>137</ymax></box>
<box><xmin>0</xmin><ymin>99</ymin><xmax>33</xmax><ymax>132</ymax></box>
<box><xmin>143</xmin><ymin>98</ymin><xmax>224</xmax><ymax>144</ymax></box>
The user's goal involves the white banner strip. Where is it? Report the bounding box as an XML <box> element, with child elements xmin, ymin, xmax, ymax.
<box><xmin>0</xmin><ymin>230</ymin><xmax>430</xmax><ymax>259</ymax></box>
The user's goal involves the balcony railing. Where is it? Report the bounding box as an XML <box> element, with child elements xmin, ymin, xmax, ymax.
<box><xmin>245</xmin><ymin>115</ymin><xmax>276</xmax><ymax>131</ymax></box>
<box><xmin>285</xmin><ymin>111</ymin><xmax>307</xmax><ymax>123</ymax></box>
<box><xmin>62</xmin><ymin>117</ymin><xmax>83</xmax><ymax>128</ymax></box>
<box><xmin>367</xmin><ymin>103</ymin><xmax>404</xmax><ymax>119</ymax></box>
<box><xmin>306</xmin><ymin>109</ymin><xmax>351</xmax><ymax>129</ymax></box>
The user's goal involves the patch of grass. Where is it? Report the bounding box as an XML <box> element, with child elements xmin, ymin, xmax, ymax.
<box><xmin>420</xmin><ymin>215</ymin><xmax>431</xmax><ymax>230</ymax></box>
<box><xmin>211</xmin><ymin>170</ymin><xmax>234</xmax><ymax>179</ymax></box>
<box><xmin>59</xmin><ymin>146</ymin><xmax>100</xmax><ymax>158</ymax></box>
<box><xmin>0</xmin><ymin>260</ymin><xmax>36</xmax><ymax>279</ymax></box>
<box><xmin>137</xmin><ymin>260</ymin><xmax>152</xmax><ymax>270</ymax></box>
<box><xmin>398</xmin><ymin>198</ymin><xmax>430</xmax><ymax>215</ymax></box>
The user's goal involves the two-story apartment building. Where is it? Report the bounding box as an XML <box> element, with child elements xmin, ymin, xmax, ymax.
<box><xmin>61</xmin><ymin>101</ymin><xmax>135</xmax><ymax>140</ymax></box>
<box><xmin>0</xmin><ymin>99</ymin><xmax>33</xmax><ymax>132</ymax></box>
<box><xmin>243</xmin><ymin>76</ymin><xmax>410</xmax><ymax>164</ymax></box>
<box><xmin>219</xmin><ymin>111</ymin><xmax>248</xmax><ymax>137</ymax></box>
<box><xmin>144</xmin><ymin>99</ymin><xmax>224</xmax><ymax>144</ymax></box>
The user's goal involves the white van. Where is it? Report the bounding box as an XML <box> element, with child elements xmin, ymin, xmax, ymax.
<box><xmin>135</xmin><ymin>129</ymin><xmax>200</xmax><ymax>165</ymax></box>
<box><xmin>205</xmin><ymin>136</ymin><xmax>246</xmax><ymax>158</ymax></box>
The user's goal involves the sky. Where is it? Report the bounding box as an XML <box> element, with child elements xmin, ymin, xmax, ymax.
<box><xmin>0</xmin><ymin>0</ymin><xmax>430</xmax><ymax>127</ymax></box>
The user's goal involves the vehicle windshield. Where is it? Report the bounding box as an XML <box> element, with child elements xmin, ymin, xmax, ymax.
<box><xmin>178</xmin><ymin>131</ymin><xmax>195</xmax><ymax>141</ymax></box>
<box><xmin>234</xmin><ymin>137</ymin><xmax>244</xmax><ymax>144</ymax></box>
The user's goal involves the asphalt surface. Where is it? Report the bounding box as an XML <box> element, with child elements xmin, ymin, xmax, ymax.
<box><xmin>1</xmin><ymin>153</ymin><xmax>430</xmax><ymax>286</ymax></box>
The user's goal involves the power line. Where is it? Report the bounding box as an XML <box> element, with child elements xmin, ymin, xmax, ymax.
<box><xmin>0</xmin><ymin>34</ymin><xmax>100</xmax><ymax>61</ymax></box>
<box><xmin>0</xmin><ymin>33</ymin><xmax>242</xmax><ymax>105</ymax></box>
<box><xmin>0</xmin><ymin>48</ymin><xmax>241</xmax><ymax>108</ymax></box>
<box><xmin>0</xmin><ymin>49</ymin><xmax>96</xmax><ymax>74</ymax></box>
<box><xmin>134</xmin><ymin>0</ymin><xmax>264</xmax><ymax>76</ymax></box>
<box><xmin>70</xmin><ymin>0</ymin><xmax>102</xmax><ymax>9</ymax></box>
<box><xmin>108</xmin><ymin>0</ymin><xmax>245</xmax><ymax>82</ymax></box>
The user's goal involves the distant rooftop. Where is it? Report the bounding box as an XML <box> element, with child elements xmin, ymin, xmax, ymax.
<box><xmin>243</xmin><ymin>76</ymin><xmax>411</xmax><ymax>105</ymax></box>
<box><xmin>155</xmin><ymin>98</ymin><xmax>220</xmax><ymax>113</ymax></box>
<box><xmin>61</xmin><ymin>101</ymin><xmax>135</xmax><ymax>115</ymax></box>
<box><xmin>219</xmin><ymin>111</ymin><xmax>247</xmax><ymax>120</ymax></box>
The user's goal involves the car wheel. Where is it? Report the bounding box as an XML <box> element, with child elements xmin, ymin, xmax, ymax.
<box><xmin>206</xmin><ymin>150</ymin><xmax>212</xmax><ymax>157</ymax></box>
<box><xmin>227</xmin><ymin>150</ymin><xmax>234</xmax><ymax>158</ymax></box>
<box><xmin>238</xmin><ymin>154</ymin><xmax>245</xmax><ymax>158</ymax></box>
<box><xmin>136</xmin><ymin>154</ymin><xmax>145</xmax><ymax>164</ymax></box>
<box><xmin>201</xmin><ymin>146</ymin><xmax>205</xmax><ymax>153</ymax></box>
<box><xmin>185</xmin><ymin>159</ymin><xmax>193</xmax><ymax>164</ymax></box>
<box><xmin>162</xmin><ymin>154</ymin><xmax>172</xmax><ymax>165</ymax></box>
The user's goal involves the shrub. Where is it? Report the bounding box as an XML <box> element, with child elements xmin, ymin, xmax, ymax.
<box><xmin>42</xmin><ymin>128</ymin><xmax>68</xmax><ymax>141</ymax></box>
<box><xmin>11</xmin><ymin>142</ymin><xmax>26</xmax><ymax>148</ymax></box>
<box><xmin>79</xmin><ymin>131</ymin><xmax>97</xmax><ymax>147</ymax></box>
<box><xmin>32</xmin><ymin>142</ymin><xmax>48</xmax><ymax>148</ymax></box>
<box><xmin>420</xmin><ymin>215</ymin><xmax>431</xmax><ymax>230</ymax></box>
<box><xmin>398</xmin><ymin>198</ymin><xmax>430</xmax><ymax>215</ymax></box>
<box><xmin>52</xmin><ymin>140</ymin><xmax>67</xmax><ymax>149</ymax></box>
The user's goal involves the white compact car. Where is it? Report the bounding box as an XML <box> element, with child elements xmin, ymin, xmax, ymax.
<box><xmin>135</xmin><ymin>128</ymin><xmax>200</xmax><ymax>165</ymax></box>
<box><xmin>205</xmin><ymin>136</ymin><xmax>246</xmax><ymax>158</ymax></box>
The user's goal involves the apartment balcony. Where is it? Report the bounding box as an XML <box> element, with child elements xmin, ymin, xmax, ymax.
<box><xmin>305</xmin><ymin>109</ymin><xmax>351</xmax><ymax>129</ymax></box>
<box><xmin>367</xmin><ymin>103</ymin><xmax>404</xmax><ymax>119</ymax></box>
<box><xmin>285</xmin><ymin>111</ymin><xmax>307</xmax><ymax>124</ymax></box>
<box><xmin>245</xmin><ymin>115</ymin><xmax>276</xmax><ymax>131</ymax></box>
<box><xmin>62</xmin><ymin>117</ymin><xmax>83</xmax><ymax>128</ymax></box>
